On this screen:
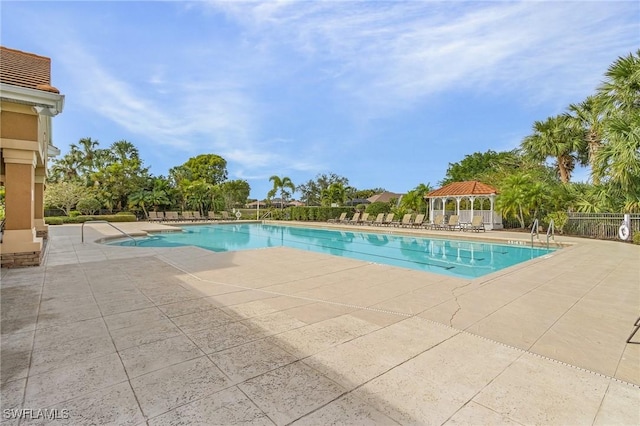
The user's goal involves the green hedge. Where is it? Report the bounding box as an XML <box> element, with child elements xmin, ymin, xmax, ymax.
<box><xmin>45</xmin><ymin>214</ymin><xmax>137</xmax><ymax>224</ymax></box>
<box><xmin>365</xmin><ymin>201</ymin><xmax>391</xmax><ymax>217</ymax></box>
<box><xmin>289</xmin><ymin>206</ymin><xmax>354</xmax><ymax>222</ymax></box>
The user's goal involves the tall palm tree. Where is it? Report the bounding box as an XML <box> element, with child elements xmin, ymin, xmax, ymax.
<box><xmin>591</xmin><ymin>50</ymin><xmax>640</xmax><ymax>207</ymax></box>
<box><xmin>598</xmin><ymin>50</ymin><xmax>640</xmax><ymax>113</ymax></box>
<box><xmin>268</xmin><ymin>175</ymin><xmax>295</xmax><ymax>209</ymax></box>
<box><xmin>521</xmin><ymin>115</ymin><xmax>585</xmax><ymax>183</ymax></box>
<box><xmin>77</xmin><ymin>137</ymin><xmax>99</xmax><ymax>172</ymax></box>
<box><xmin>50</xmin><ymin>152</ymin><xmax>81</xmax><ymax>182</ymax></box>
<box><xmin>593</xmin><ymin>114</ymin><xmax>640</xmax><ymax>199</ymax></box>
<box><xmin>110</xmin><ymin>140</ymin><xmax>139</xmax><ymax>162</ymax></box>
<box><xmin>566</xmin><ymin>96</ymin><xmax>606</xmax><ymax>183</ymax></box>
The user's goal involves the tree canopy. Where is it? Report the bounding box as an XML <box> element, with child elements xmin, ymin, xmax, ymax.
<box><xmin>441</xmin><ymin>150</ymin><xmax>520</xmax><ymax>186</ymax></box>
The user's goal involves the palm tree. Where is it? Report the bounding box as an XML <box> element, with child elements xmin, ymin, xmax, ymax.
<box><xmin>49</xmin><ymin>152</ymin><xmax>81</xmax><ymax>182</ymax></box>
<box><xmin>598</xmin><ymin>50</ymin><xmax>640</xmax><ymax>113</ymax></box>
<box><xmin>566</xmin><ymin>96</ymin><xmax>606</xmax><ymax>183</ymax></box>
<box><xmin>321</xmin><ymin>182</ymin><xmax>346</xmax><ymax>207</ymax></box>
<box><xmin>268</xmin><ymin>175</ymin><xmax>295</xmax><ymax>209</ymax></box>
<box><xmin>496</xmin><ymin>173</ymin><xmax>536</xmax><ymax>228</ymax></box>
<box><xmin>593</xmin><ymin>114</ymin><xmax>640</xmax><ymax>205</ymax></box>
<box><xmin>184</xmin><ymin>180</ymin><xmax>213</xmax><ymax>215</ymax></box>
<box><xmin>77</xmin><ymin>137</ymin><xmax>99</xmax><ymax>172</ymax></box>
<box><xmin>521</xmin><ymin>115</ymin><xmax>586</xmax><ymax>183</ymax></box>
<box><xmin>401</xmin><ymin>183</ymin><xmax>432</xmax><ymax>213</ymax></box>
<box><xmin>128</xmin><ymin>190</ymin><xmax>152</xmax><ymax>218</ymax></box>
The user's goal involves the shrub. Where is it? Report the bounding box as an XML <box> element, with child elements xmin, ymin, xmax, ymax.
<box><xmin>45</xmin><ymin>217</ymin><xmax>63</xmax><ymax>225</ymax></box>
<box><xmin>69</xmin><ymin>210</ymin><xmax>81</xmax><ymax>218</ymax></box>
<box><xmin>365</xmin><ymin>202</ymin><xmax>390</xmax><ymax>217</ymax></box>
<box><xmin>544</xmin><ymin>211</ymin><xmax>569</xmax><ymax>234</ymax></box>
<box><xmin>633</xmin><ymin>232</ymin><xmax>640</xmax><ymax>245</ymax></box>
<box><xmin>76</xmin><ymin>197</ymin><xmax>101</xmax><ymax>215</ymax></box>
<box><xmin>99</xmin><ymin>214</ymin><xmax>136</xmax><ymax>222</ymax></box>
<box><xmin>116</xmin><ymin>211</ymin><xmax>134</xmax><ymax>216</ymax></box>
<box><xmin>43</xmin><ymin>214</ymin><xmax>136</xmax><ymax>224</ymax></box>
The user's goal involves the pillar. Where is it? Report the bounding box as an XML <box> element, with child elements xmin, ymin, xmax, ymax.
<box><xmin>34</xmin><ymin>167</ymin><xmax>48</xmax><ymax>238</ymax></box>
<box><xmin>0</xmin><ymin>149</ymin><xmax>42</xmax><ymax>266</ymax></box>
<box><xmin>428</xmin><ymin>198</ymin><xmax>434</xmax><ymax>223</ymax></box>
<box><xmin>490</xmin><ymin>196</ymin><xmax>495</xmax><ymax>230</ymax></box>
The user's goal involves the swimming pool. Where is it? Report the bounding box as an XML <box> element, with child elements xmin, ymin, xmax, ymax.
<box><xmin>109</xmin><ymin>223</ymin><xmax>555</xmax><ymax>279</ymax></box>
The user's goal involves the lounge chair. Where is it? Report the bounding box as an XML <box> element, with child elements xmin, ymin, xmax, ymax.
<box><xmin>446</xmin><ymin>215</ymin><xmax>460</xmax><ymax>231</ymax></box>
<box><xmin>430</xmin><ymin>214</ymin><xmax>445</xmax><ymax>230</ymax></box>
<box><xmin>165</xmin><ymin>211</ymin><xmax>179</xmax><ymax>221</ymax></box>
<box><xmin>358</xmin><ymin>212</ymin><xmax>370</xmax><ymax>225</ymax></box>
<box><xmin>221</xmin><ymin>211</ymin><xmax>230</xmax><ymax>220</ymax></box>
<box><xmin>382</xmin><ymin>213</ymin><xmax>395</xmax><ymax>226</ymax></box>
<box><xmin>193</xmin><ymin>211</ymin><xmax>205</xmax><ymax>221</ymax></box>
<box><xmin>347</xmin><ymin>212</ymin><xmax>360</xmax><ymax>224</ymax></box>
<box><xmin>468</xmin><ymin>215</ymin><xmax>486</xmax><ymax>232</ymax></box>
<box><xmin>395</xmin><ymin>213</ymin><xmax>413</xmax><ymax>227</ymax></box>
<box><xmin>182</xmin><ymin>211</ymin><xmax>195</xmax><ymax>221</ymax></box>
<box><xmin>371</xmin><ymin>213</ymin><xmax>385</xmax><ymax>226</ymax></box>
<box><xmin>207</xmin><ymin>211</ymin><xmax>217</xmax><ymax>221</ymax></box>
<box><xmin>411</xmin><ymin>214</ymin><xmax>425</xmax><ymax>228</ymax></box>
<box><xmin>329</xmin><ymin>212</ymin><xmax>347</xmax><ymax>223</ymax></box>
<box><xmin>148</xmin><ymin>211</ymin><xmax>163</xmax><ymax>222</ymax></box>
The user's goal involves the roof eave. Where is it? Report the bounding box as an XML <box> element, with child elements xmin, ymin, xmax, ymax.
<box><xmin>0</xmin><ymin>82</ymin><xmax>65</xmax><ymax>114</ymax></box>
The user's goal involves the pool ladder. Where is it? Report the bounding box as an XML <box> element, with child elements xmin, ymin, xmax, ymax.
<box><xmin>530</xmin><ymin>219</ymin><xmax>555</xmax><ymax>249</ymax></box>
<box><xmin>81</xmin><ymin>220</ymin><xmax>137</xmax><ymax>245</ymax></box>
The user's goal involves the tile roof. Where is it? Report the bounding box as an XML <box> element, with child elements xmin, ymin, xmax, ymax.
<box><xmin>0</xmin><ymin>46</ymin><xmax>59</xmax><ymax>93</ymax></box>
<box><xmin>426</xmin><ymin>181</ymin><xmax>498</xmax><ymax>197</ymax></box>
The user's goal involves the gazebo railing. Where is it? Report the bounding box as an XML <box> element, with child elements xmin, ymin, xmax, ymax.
<box><xmin>444</xmin><ymin>210</ymin><xmax>500</xmax><ymax>225</ymax></box>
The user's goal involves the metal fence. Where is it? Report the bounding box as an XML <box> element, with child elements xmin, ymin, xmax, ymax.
<box><xmin>565</xmin><ymin>213</ymin><xmax>640</xmax><ymax>240</ymax></box>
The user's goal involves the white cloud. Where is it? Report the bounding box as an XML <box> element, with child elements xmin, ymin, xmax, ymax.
<box><xmin>204</xmin><ymin>1</ymin><xmax>638</xmax><ymax>113</ymax></box>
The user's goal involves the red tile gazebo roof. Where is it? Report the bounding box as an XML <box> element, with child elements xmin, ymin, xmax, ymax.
<box><xmin>426</xmin><ymin>181</ymin><xmax>498</xmax><ymax>197</ymax></box>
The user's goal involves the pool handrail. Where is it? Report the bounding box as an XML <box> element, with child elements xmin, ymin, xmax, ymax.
<box><xmin>81</xmin><ymin>220</ymin><xmax>137</xmax><ymax>245</ymax></box>
<box><xmin>546</xmin><ymin>219</ymin><xmax>555</xmax><ymax>249</ymax></box>
<box><xmin>530</xmin><ymin>219</ymin><xmax>539</xmax><ymax>247</ymax></box>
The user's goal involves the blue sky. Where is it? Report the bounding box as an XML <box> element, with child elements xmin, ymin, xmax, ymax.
<box><xmin>2</xmin><ymin>1</ymin><xmax>638</xmax><ymax>199</ymax></box>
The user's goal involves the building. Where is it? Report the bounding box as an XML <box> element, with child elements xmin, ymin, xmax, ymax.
<box><xmin>0</xmin><ymin>46</ymin><xmax>64</xmax><ymax>267</ymax></box>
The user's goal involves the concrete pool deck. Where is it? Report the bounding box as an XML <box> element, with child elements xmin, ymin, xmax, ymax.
<box><xmin>1</xmin><ymin>221</ymin><xmax>638</xmax><ymax>425</ymax></box>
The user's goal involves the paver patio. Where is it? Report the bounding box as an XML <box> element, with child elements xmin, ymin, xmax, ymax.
<box><xmin>1</xmin><ymin>222</ymin><xmax>638</xmax><ymax>425</ymax></box>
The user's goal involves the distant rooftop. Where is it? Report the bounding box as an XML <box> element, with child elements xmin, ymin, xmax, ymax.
<box><xmin>0</xmin><ymin>46</ymin><xmax>59</xmax><ymax>93</ymax></box>
<box><xmin>367</xmin><ymin>191</ymin><xmax>404</xmax><ymax>203</ymax></box>
<box><xmin>426</xmin><ymin>181</ymin><xmax>498</xmax><ymax>197</ymax></box>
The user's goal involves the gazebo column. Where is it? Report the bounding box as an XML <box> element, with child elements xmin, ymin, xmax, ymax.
<box><xmin>455</xmin><ymin>197</ymin><xmax>461</xmax><ymax>216</ymax></box>
<box><xmin>469</xmin><ymin>196</ymin><xmax>475</xmax><ymax>223</ymax></box>
<box><xmin>441</xmin><ymin>197</ymin><xmax>446</xmax><ymax>217</ymax></box>
<box><xmin>428</xmin><ymin>198</ymin><xmax>434</xmax><ymax>223</ymax></box>
<box><xmin>490</xmin><ymin>195</ymin><xmax>495</xmax><ymax>230</ymax></box>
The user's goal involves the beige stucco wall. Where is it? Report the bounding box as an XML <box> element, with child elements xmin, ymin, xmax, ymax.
<box><xmin>0</xmin><ymin>100</ymin><xmax>49</xmax><ymax>265</ymax></box>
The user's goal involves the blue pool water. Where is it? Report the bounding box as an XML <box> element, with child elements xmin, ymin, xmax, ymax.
<box><xmin>109</xmin><ymin>223</ymin><xmax>555</xmax><ymax>279</ymax></box>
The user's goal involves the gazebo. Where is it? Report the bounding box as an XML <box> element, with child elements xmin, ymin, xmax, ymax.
<box><xmin>425</xmin><ymin>181</ymin><xmax>502</xmax><ymax>230</ymax></box>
